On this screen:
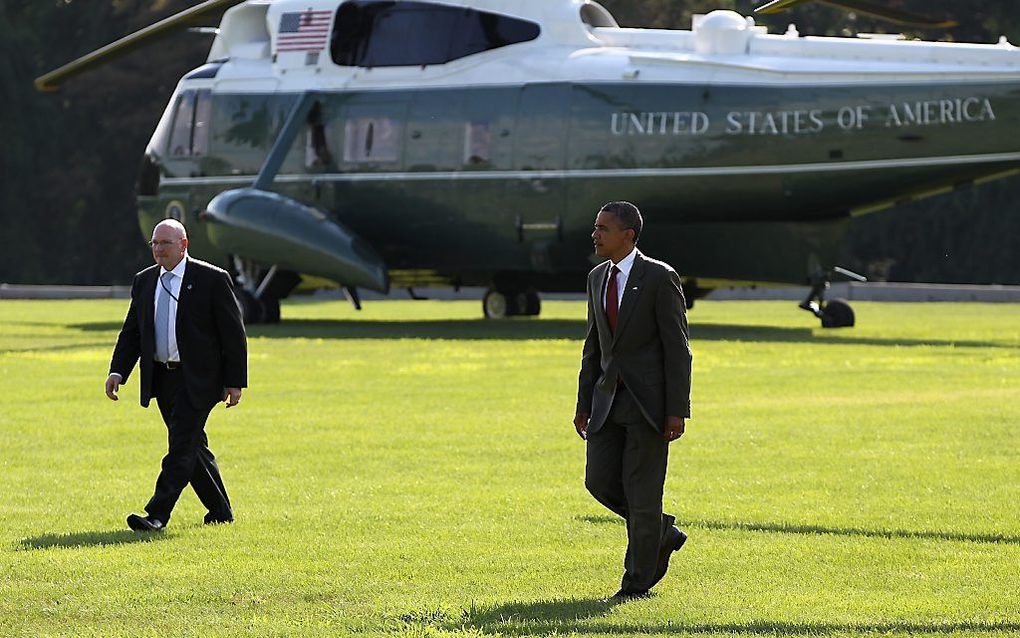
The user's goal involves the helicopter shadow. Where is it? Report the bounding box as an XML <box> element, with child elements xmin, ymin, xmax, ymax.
<box><xmin>247</xmin><ymin>318</ymin><xmax>583</xmax><ymax>340</ymax></box>
<box><xmin>67</xmin><ymin>318</ymin><xmax>1009</xmax><ymax>347</ymax></box>
<box><xmin>252</xmin><ymin>319</ymin><xmax>1009</xmax><ymax>348</ymax></box>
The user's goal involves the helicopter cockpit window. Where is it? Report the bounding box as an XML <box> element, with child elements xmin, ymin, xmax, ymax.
<box><xmin>168</xmin><ymin>92</ymin><xmax>194</xmax><ymax>158</ymax></box>
<box><xmin>168</xmin><ymin>89</ymin><xmax>212</xmax><ymax>158</ymax></box>
<box><xmin>192</xmin><ymin>90</ymin><xmax>212</xmax><ymax>157</ymax></box>
<box><xmin>331</xmin><ymin>1</ymin><xmax>540</xmax><ymax>68</ymax></box>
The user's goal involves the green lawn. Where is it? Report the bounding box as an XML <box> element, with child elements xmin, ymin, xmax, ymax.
<box><xmin>0</xmin><ymin>299</ymin><xmax>1017</xmax><ymax>637</ymax></box>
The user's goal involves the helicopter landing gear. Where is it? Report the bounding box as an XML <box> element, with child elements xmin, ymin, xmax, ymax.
<box><xmin>231</xmin><ymin>259</ymin><xmax>299</xmax><ymax>325</ymax></box>
<box><xmin>235</xmin><ymin>288</ymin><xmax>265</xmax><ymax>324</ymax></box>
<box><xmin>799</xmin><ymin>266</ymin><xmax>866</xmax><ymax>328</ymax></box>
<box><xmin>483</xmin><ymin>286</ymin><xmax>541</xmax><ymax>319</ymax></box>
<box><xmin>680</xmin><ymin>277</ymin><xmax>704</xmax><ymax>310</ymax></box>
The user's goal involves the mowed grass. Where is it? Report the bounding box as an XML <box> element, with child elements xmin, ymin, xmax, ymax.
<box><xmin>0</xmin><ymin>298</ymin><xmax>1017</xmax><ymax>637</ymax></box>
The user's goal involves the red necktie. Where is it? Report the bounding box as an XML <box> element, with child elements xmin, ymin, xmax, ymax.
<box><xmin>606</xmin><ymin>265</ymin><xmax>620</xmax><ymax>334</ymax></box>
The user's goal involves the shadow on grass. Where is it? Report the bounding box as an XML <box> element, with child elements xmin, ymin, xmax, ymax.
<box><xmin>69</xmin><ymin>319</ymin><xmax>583</xmax><ymax>341</ymax></box>
<box><xmin>458</xmin><ymin>611</ymin><xmax>1020</xmax><ymax>636</ymax></box>
<box><xmin>0</xmin><ymin>341</ymin><xmax>110</xmax><ymax>355</ymax></box>
<box><xmin>250</xmin><ymin>318</ymin><xmax>585</xmax><ymax>340</ymax></box>
<box><xmin>435</xmin><ymin>597</ymin><xmax>1020</xmax><ymax>636</ymax></box>
<box><xmin>67</xmin><ymin>319</ymin><xmax>1012</xmax><ymax>348</ymax></box>
<box><xmin>691</xmin><ymin>323</ymin><xmax>1010</xmax><ymax>348</ymax></box>
<box><xmin>418</xmin><ymin>597</ymin><xmax>623</xmax><ymax>635</ymax></box>
<box><xmin>465</xmin><ymin>597</ymin><xmax>623</xmax><ymax>625</ymax></box>
<box><xmin>20</xmin><ymin>529</ymin><xmax>169</xmax><ymax>550</ymax></box>
<box><xmin>577</xmin><ymin>515</ymin><xmax>1020</xmax><ymax>545</ymax></box>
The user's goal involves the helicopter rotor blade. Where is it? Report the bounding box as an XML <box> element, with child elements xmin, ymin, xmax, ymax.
<box><xmin>34</xmin><ymin>0</ymin><xmax>245</xmax><ymax>92</ymax></box>
<box><xmin>755</xmin><ymin>0</ymin><xmax>811</xmax><ymax>15</ymax></box>
<box><xmin>755</xmin><ymin>0</ymin><xmax>957</xmax><ymax>29</ymax></box>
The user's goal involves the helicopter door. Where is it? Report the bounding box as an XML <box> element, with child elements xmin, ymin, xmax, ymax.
<box><xmin>401</xmin><ymin>89</ymin><xmax>463</xmax><ymax>260</ymax></box>
<box><xmin>332</xmin><ymin>95</ymin><xmax>409</xmax><ymax>254</ymax></box>
<box><xmin>450</xmin><ymin>86</ymin><xmax>519</xmax><ymax>267</ymax></box>
<box><xmin>511</xmin><ymin>83</ymin><xmax>570</xmax><ymax>270</ymax></box>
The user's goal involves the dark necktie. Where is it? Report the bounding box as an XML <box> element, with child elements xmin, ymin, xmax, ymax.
<box><xmin>606</xmin><ymin>265</ymin><xmax>620</xmax><ymax>334</ymax></box>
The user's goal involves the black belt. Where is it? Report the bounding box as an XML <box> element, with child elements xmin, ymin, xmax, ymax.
<box><xmin>154</xmin><ymin>360</ymin><xmax>181</xmax><ymax>370</ymax></box>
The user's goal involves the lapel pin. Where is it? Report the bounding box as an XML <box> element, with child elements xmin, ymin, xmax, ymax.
<box><xmin>186</xmin><ymin>284</ymin><xmax>193</xmax><ymax>291</ymax></box>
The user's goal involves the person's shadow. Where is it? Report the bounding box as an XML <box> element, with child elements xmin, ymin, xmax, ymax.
<box><xmin>453</xmin><ymin>597</ymin><xmax>1020</xmax><ymax>636</ymax></box>
<box><xmin>457</xmin><ymin>597</ymin><xmax>623</xmax><ymax>634</ymax></box>
<box><xmin>19</xmin><ymin>529</ymin><xmax>169</xmax><ymax>550</ymax></box>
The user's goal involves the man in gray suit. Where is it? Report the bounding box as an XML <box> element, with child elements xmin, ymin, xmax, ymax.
<box><xmin>574</xmin><ymin>201</ymin><xmax>693</xmax><ymax>599</ymax></box>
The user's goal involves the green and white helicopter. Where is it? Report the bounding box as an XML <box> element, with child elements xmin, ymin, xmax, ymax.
<box><xmin>37</xmin><ymin>0</ymin><xmax>1020</xmax><ymax>326</ymax></box>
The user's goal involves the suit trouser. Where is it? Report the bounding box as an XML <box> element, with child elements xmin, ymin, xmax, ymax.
<box><xmin>145</xmin><ymin>365</ymin><xmax>232</xmax><ymax>523</ymax></box>
<box><xmin>585</xmin><ymin>388</ymin><xmax>671</xmax><ymax>592</ymax></box>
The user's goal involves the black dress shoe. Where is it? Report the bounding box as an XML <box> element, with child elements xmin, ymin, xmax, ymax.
<box><xmin>127</xmin><ymin>514</ymin><xmax>164</xmax><ymax>532</ymax></box>
<box><xmin>648</xmin><ymin>526</ymin><xmax>688</xmax><ymax>589</ymax></box>
<box><xmin>204</xmin><ymin>513</ymin><xmax>234</xmax><ymax>525</ymax></box>
<box><xmin>611</xmin><ymin>588</ymin><xmax>651</xmax><ymax>600</ymax></box>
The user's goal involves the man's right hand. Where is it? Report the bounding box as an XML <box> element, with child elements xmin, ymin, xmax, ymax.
<box><xmin>105</xmin><ymin>373</ymin><xmax>121</xmax><ymax>401</ymax></box>
<box><xmin>573</xmin><ymin>412</ymin><xmax>590</xmax><ymax>440</ymax></box>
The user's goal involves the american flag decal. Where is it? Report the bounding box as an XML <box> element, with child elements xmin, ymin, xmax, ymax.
<box><xmin>277</xmin><ymin>9</ymin><xmax>331</xmax><ymax>52</ymax></box>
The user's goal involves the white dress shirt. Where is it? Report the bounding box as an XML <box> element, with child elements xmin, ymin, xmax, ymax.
<box><xmin>603</xmin><ymin>247</ymin><xmax>638</xmax><ymax>311</ymax></box>
<box><xmin>154</xmin><ymin>257</ymin><xmax>187</xmax><ymax>363</ymax></box>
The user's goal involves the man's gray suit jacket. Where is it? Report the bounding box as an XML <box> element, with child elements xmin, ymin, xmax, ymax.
<box><xmin>576</xmin><ymin>250</ymin><xmax>692</xmax><ymax>434</ymax></box>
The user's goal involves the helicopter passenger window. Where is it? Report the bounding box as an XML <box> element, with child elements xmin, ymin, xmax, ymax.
<box><xmin>463</xmin><ymin>122</ymin><xmax>491</xmax><ymax>165</ymax></box>
<box><xmin>168</xmin><ymin>89</ymin><xmax>212</xmax><ymax>158</ymax></box>
<box><xmin>331</xmin><ymin>1</ymin><xmax>539</xmax><ymax>67</ymax></box>
<box><xmin>344</xmin><ymin>117</ymin><xmax>399</xmax><ymax>163</ymax></box>
<box><xmin>305</xmin><ymin>101</ymin><xmax>334</xmax><ymax>167</ymax></box>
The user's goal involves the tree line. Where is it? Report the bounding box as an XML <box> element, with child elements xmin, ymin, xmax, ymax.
<box><xmin>1</xmin><ymin>0</ymin><xmax>1017</xmax><ymax>285</ymax></box>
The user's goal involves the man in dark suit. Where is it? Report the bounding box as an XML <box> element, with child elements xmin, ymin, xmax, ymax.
<box><xmin>574</xmin><ymin>201</ymin><xmax>693</xmax><ymax>599</ymax></box>
<box><xmin>105</xmin><ymin>219</ymin><xmax>247</xmax><ymax>532</ymax></box>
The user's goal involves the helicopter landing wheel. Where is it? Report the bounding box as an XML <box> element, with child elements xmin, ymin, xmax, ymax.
<box><xmin>799</xmin><ymin>267</ymin><xmax>864</xmax><ymax>329</ymax></box>
<box><xmin>236</xmin><ymin>289</ymin><xmax>264</xmax><ymax>325</ymax></box>
<box><xmin>483</xmin><ymin>288</ymin><xmax>510</xmax><ymax>319</ymax></box>
<box><xmin>236</xmin><ymin>289</ymin><xmax>281</xmax><ymax>324</ymax></box>
<box><xmin>483</xmin><ymin>287</ymin><xmax>540</xmax><ymax>318</ymax></box>
<box><xmin>261</xmin><ymin>297</ymin><xmax>281</xmax><ymax>324</ymax></box>
<box><xmin>820</xmin><ymin>298</ymin><xmax>855</xmax><ymax>328</ymax></box>
<box><xmin>519</xmin><ymin>288</ymin><xmax>541</xmax><ymax>316</ymax></box>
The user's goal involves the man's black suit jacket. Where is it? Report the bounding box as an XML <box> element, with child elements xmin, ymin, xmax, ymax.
<box><xmin>576</xmin><ymin>250</ymin><xmax>692</xmax><ymax>433</ymax></box>
<box><xmin>110</xmin><ymin>257</ymin><xmax>247</xmax><ymax>410</ymax></box>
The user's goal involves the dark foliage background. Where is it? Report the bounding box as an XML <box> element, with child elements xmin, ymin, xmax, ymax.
<box><xmin>1</xmin><ymin>0</ymin><xmax>1018</xmax><ymax>284</ymax></box>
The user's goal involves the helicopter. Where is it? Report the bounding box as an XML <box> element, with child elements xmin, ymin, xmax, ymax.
<box><xmin>35</xmin><ymin>0</ymin><xmax>1020</xmax><ymax>326</ymax></box>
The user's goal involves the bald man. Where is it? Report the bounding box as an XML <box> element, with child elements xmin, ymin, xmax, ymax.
<box><xmin>106</xmin><ymin>219</ymin><xmax>247</xmax><ymax>531</ymax></box>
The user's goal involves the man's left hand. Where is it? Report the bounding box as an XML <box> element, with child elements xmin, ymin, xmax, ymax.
<box><xmin>224</xmin><ymin>387</ymin><xmax>242</xmax><ymax>408</ymax></box>
<box><xmin>664</xmin><ymin>416</ymin><xmax>685</xmax><ymax>442</ymax></box>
